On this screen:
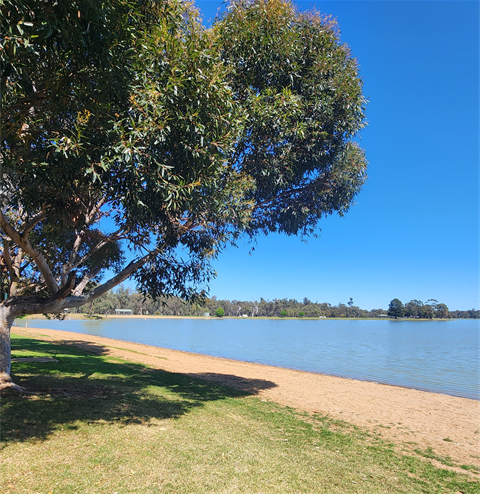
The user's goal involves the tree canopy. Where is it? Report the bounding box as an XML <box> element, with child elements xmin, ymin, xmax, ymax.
<box><xmin>0</xmin><ymin>0</ymin><xmax>367</xmax><ymax>388</ymax></box>
<box><xmin>388</xmin><ymin>299</ymin><xmax>404</xmax><ymax>319</ymax></box>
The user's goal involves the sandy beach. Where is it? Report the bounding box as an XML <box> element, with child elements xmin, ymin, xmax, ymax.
<box><xmin>12</xmin><ymin>326</ymin><xmax>480</xmax><ymax>469</ymax></box>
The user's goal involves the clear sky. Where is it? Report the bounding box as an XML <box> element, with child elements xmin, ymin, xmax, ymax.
<box><xmin>193</xmin><ymin>0</ymin><xmax>479</xmax><ymax>310</ymax></box>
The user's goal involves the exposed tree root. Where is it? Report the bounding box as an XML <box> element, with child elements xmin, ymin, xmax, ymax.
<box><xmin>0</xmin><ymin>372</ymin><xmax>27</xmax><ymax>392</ymax></box>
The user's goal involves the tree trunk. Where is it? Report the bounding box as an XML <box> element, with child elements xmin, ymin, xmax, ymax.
<box><xmin>0</xmin><ymin>305</ymin><xmax>20</xmax><ymax>390</ymax></box>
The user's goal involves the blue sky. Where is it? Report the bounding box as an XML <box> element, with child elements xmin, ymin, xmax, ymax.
<box><xmin>193</xmin><ymin>0</ymin><xmax>479</xmax><ymax>310</ymax></box>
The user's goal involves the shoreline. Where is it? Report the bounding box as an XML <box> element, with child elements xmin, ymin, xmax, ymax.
<box><xmin>12</xmin><ymin>326</ymin><xmax>480</xmax><ymax>469</ymax></box>
<box><xmin>20</xmin><ymin>313</ymin><xmax>460</xmax><ymax>321</ymax></box>
<box><xmin>15</xmin><ymin>319</ymin><xmax>477</xmax><ymax>401</ymax></box>
<box><xmin>15</xmin><ymin>316</ymin><xmax>478</xmax><ymax>401</ymax></box>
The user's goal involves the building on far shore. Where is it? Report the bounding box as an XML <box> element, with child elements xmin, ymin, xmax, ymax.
<box><xmin>115</xmin><ymin>309</ymin><xmax>133</xmax><ymax>315</ymax></box>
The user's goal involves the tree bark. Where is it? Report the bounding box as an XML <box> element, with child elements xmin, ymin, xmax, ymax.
<box><xmin>0</xmin><ymin>305</ymin><xmax>21</xmax><ymax>390</ymax></box>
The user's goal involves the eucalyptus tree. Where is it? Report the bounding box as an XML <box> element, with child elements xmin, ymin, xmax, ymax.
<box><xmin>214</xmin><ymin>0</ymin><xmax>367</xmax><ymax>236</ymax></box>
<box><xmin>1</xmin><ymin>0</ymin><xmax>241</xmax><ymax>388</ymax></box>
<box><xmin>404</xmin><ymin>299</ymin><xmax>424</xmax><ymax>318</ymax></box>
<box><xmin>435</xmin><ymin>303</ymin><xmax>449</xmax><ymax>319</ymax></box>
<box><xmin>388</xmin><ymin>299</ymin><xmax>404</xmax><ymax>319</ymax></box>
<box><xmin>0</xmin><ymin>0</ymin><xmax>367</xmax><ymax>389</ymax></box>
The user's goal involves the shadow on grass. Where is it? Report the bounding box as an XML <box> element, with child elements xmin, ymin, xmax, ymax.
<box><xmin>188</xmin><ymin>372</ymin><xmax>278</xmax><ymax>394</ymax></box>
<box><xmin>1</xmin><ymin>336</ymin><xmax>275</xmax><ymax>445</ymax></box>
<box><xmin>50</xmin><ymin>339</ymin><xmax>113</xmax><ymax>356</ymax></box>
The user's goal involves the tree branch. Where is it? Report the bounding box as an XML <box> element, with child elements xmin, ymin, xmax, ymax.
<box><xmin>83</xmin><ymin>249</ymin><xmax>160</xmax><ymax>302</ymax></box>
<box><xmin>0</xmin><ymin>209</ymin><xmax>59</xmax><ymax>294</ymax></box>
<box><xmin>23</xmin><ymin>211</ymin><xmax>47</xmax><ymax>236</ymax></box>
<box><xmin>8</xmin><ymin>246</ymin><xmax>23</xmax><ymax>297</ymax></box>
<box><xmin>5</xmin><ymin>249</ymin><xmax>160</xmax><ymax>317</ymax></box>
<box><xmin>72</xmin><ymin>267</ymin><xmax>102</xmax><ymax>296</ymax></box>
<box><xmin>70</xmin><ymin>228</ymin><xmax>125</xmax><ymax>271</ymax></box>
<box><xmin>62</xmin><ymin>197</ymin><xmax>109</xmax><ymax>284</ymax></box>
<box><xmin>86</xmin><ymin>197</ymin><xmax>107</xmax><ymax>224</ymax></box>
<box><xmin>253</xmin><ymin>178</ymin><xmax>333</xmax><ymax>212</ymax></box>
<box><xmin>51</xmin><ymin>271</ymin><xmax>76</xmax><ymax>301</ymax></box>
<box><xmin>2</xmin><ymin>241</ymin><xmax>18</xmax><ymax>284</ymax></box>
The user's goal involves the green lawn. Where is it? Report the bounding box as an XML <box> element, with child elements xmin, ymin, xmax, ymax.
<box><xmin>1</xmin><ymin>334</ymin><xmax>478</xmax><ymax>494</ymax></box>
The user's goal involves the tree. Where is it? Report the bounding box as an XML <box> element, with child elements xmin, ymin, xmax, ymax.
<box><xmin>280</xmin><ymin>310</ymin><xmax>287</xmax><ymax>317</ymax></box>
<box><xmin>251</xmin><ymin>301</ymin><xmax>259</xmax><ymax>317</ymax></box>
<box><xmin>215</xmin><ymin>307</ymin><xmax>225</xmax><ymax>318</ymax></box>
<box><xmin>388</xmin><ymin>299</ymin><xmax>404</xmax><ymax>319</ymax></box>
<box><xmin>214</xmin><ymin>0</ymin><xmax>367</xmax><ymax>236</ymax></box>
<box><xmin>435</xmin><ymin>303</ymin><xmax>449</xmax><ymax>319</ymax></box>
<box><xmin>0</xmin><ymin>0</ymin><xmax>367</xmax><ymax>389</ymax></box>
<box><xmin>404</xmin><ymin>299</ymin><xmax>424</xmax><ymax>318</ymax></box>
<box><xmin>418</xmin><ymin>304</ymin><xmax>434</xmax><ymax>319</ymax></box>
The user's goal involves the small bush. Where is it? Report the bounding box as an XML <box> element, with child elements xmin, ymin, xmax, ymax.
<box><xmin>280</xmin><ymin>310</ymin><xmax>287</xmax><ymax>317</ymax></box>
<box><xmin>298</xmin><ymin>311</ymin><xmax>305</xmax><ymax>318</ymax></box>
<box><xmin>215</xmin><ymin>307</ymin><xmax>225</xmax><ymax>317</ymax></box>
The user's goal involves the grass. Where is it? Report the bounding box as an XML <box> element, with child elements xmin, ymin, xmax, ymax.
<box><xmin>1</xmin><ymin>334</ymin><xmax>478</xmax><ymax>494</ymax></box>
<box><xmin>414</xmin><ymin>447</ymin><xmax>454</xmax><ymax>467</ymax></box>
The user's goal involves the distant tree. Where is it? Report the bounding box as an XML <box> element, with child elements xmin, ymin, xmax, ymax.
<box><xmin>92</xmin><ymin>290</ymin><xmax>117</xmax><ymax>316</ymax></box>
<box><xmin>404</xmin><ymin>299</ymin><xmax>423</xmax><ymax>318</ymax></box>
<box><xmin>348</xmin><ymin>297</ymin><xmax>354</xmax><ymax>307</ymax></box>
<box><xmin>418</xmin><ymin>304</ymin><xmax>434</xmax><ymax>319</ymax></box>
<box><xmin>435</xmin><ymin>303</ymin><xmax>449</xmax><ymax>319</ymax></box>
<box><xmin>298</xmin><ymin>311</ymin><xmax>306</xmax><ymax>318</ymax></box>
<box><xmin>371</xmin><ymin>308</ymin><xmax>388</xmax><ymax>318</ymax></box>
<box><xmin>388</xmin><ymin>299</ymin><xmax>404</xmax><ymax>319</ymax></box>
<box><xmin>303</xmin><ymin>304</ymin><xmax>321</xmax><ymax>318</ymax></box>
<box><xmin>166</xmin><ymin>298</ymin><xmax>186</xmax><ymax>317</ymax></box>
<box><xmin>280</xmin><ymin>310</ymin><xmax>287</xmax><ymax>318</ymax></box>
<box><xmin>215</xmin><ymin>307</ymin><xmax>225</xmax><ymax>318</ymax></box>
<box><xmin>467</xmin><ymin>309</ymin><xmax>480</xmax><ymax>319</ymax></box>
<box><xmin>130</xmin><ymin>292</ymin><xmax>147</xmax><ymax>316</ymax></box>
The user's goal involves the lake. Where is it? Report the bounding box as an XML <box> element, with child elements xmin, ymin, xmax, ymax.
<box><xmin>15</xmin><ymin>318</ymin><xmax>479</xmax><ymax>400</ymax></box>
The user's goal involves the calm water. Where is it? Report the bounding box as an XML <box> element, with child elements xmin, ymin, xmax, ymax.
<box><xmin>16</xmin><ymin>318</ymin><xmax>479</xmax><ymax>400</ymax></box>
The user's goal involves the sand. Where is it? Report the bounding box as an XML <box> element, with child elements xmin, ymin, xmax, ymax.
<box><xmin>11</xmin><ymin>326</ymin><xmax>480</xmax><ymax>469</ymax></box>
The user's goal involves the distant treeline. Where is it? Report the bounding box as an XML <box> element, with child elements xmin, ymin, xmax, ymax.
<box><xmin>387</xmin><ymin>298</ymin><xmax>478</xmax><ymax>319</ymax></box>
<box><xmin>69</xmin><ymin>287</ymin><xmax>480</xmax><ymax>319</ymax></box>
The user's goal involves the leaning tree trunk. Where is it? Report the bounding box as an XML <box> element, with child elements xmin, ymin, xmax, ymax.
<box><xmin>0</xmin><ymin>297</ymin><xmax>69</xmax><ymax>390</ymax></box>
<box><xmin>0</xmin><ymin>258</ymin><xmax>145</xmax><ymax>391</ymax></box>
<box><xmin>0</xmin><ymin>304</ymin><xmax>20</xmax><ymax>390</ymax></box>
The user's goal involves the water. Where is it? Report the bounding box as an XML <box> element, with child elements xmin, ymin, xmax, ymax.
<box><xmin>15</xmin><ymin>318</ymin><xmax>480</xmax><ymax>400</ymax></box>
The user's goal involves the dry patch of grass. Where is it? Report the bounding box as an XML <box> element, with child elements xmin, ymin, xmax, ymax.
<box><xmin>1</xmin><ymin>334</ymin><xmax>478</xmax><ymax>493</ymax></box>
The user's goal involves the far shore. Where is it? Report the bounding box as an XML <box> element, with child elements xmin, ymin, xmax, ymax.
<box><xmin>12</xmin><ymin>325</ymin><xmax>480</xmax><ymax>469</ymax></box>
<box><xmin>18</xmin><ymin>313</ymin><xmax>456</xmax><ymax>321</ymax></box>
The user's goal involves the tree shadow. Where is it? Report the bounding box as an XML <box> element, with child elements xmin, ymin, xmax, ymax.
<box><xmin>11</xmin><ymin>337</ymin><xmax>111</xmax><ymax>357</ymax></box>
<box><xmin>52</xmin><ymin>339</ymin><xmax>112</xmax><ymax>356</ymax></box>
<box><xmin>1</xmin><ymin>336</ymin><xmax>274</xmax><ymax>445</ymax></box>
<box><xmin>187</xmin><ymin>372</ymin><xmax>278</xmax><ymax>394</ymax></box>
